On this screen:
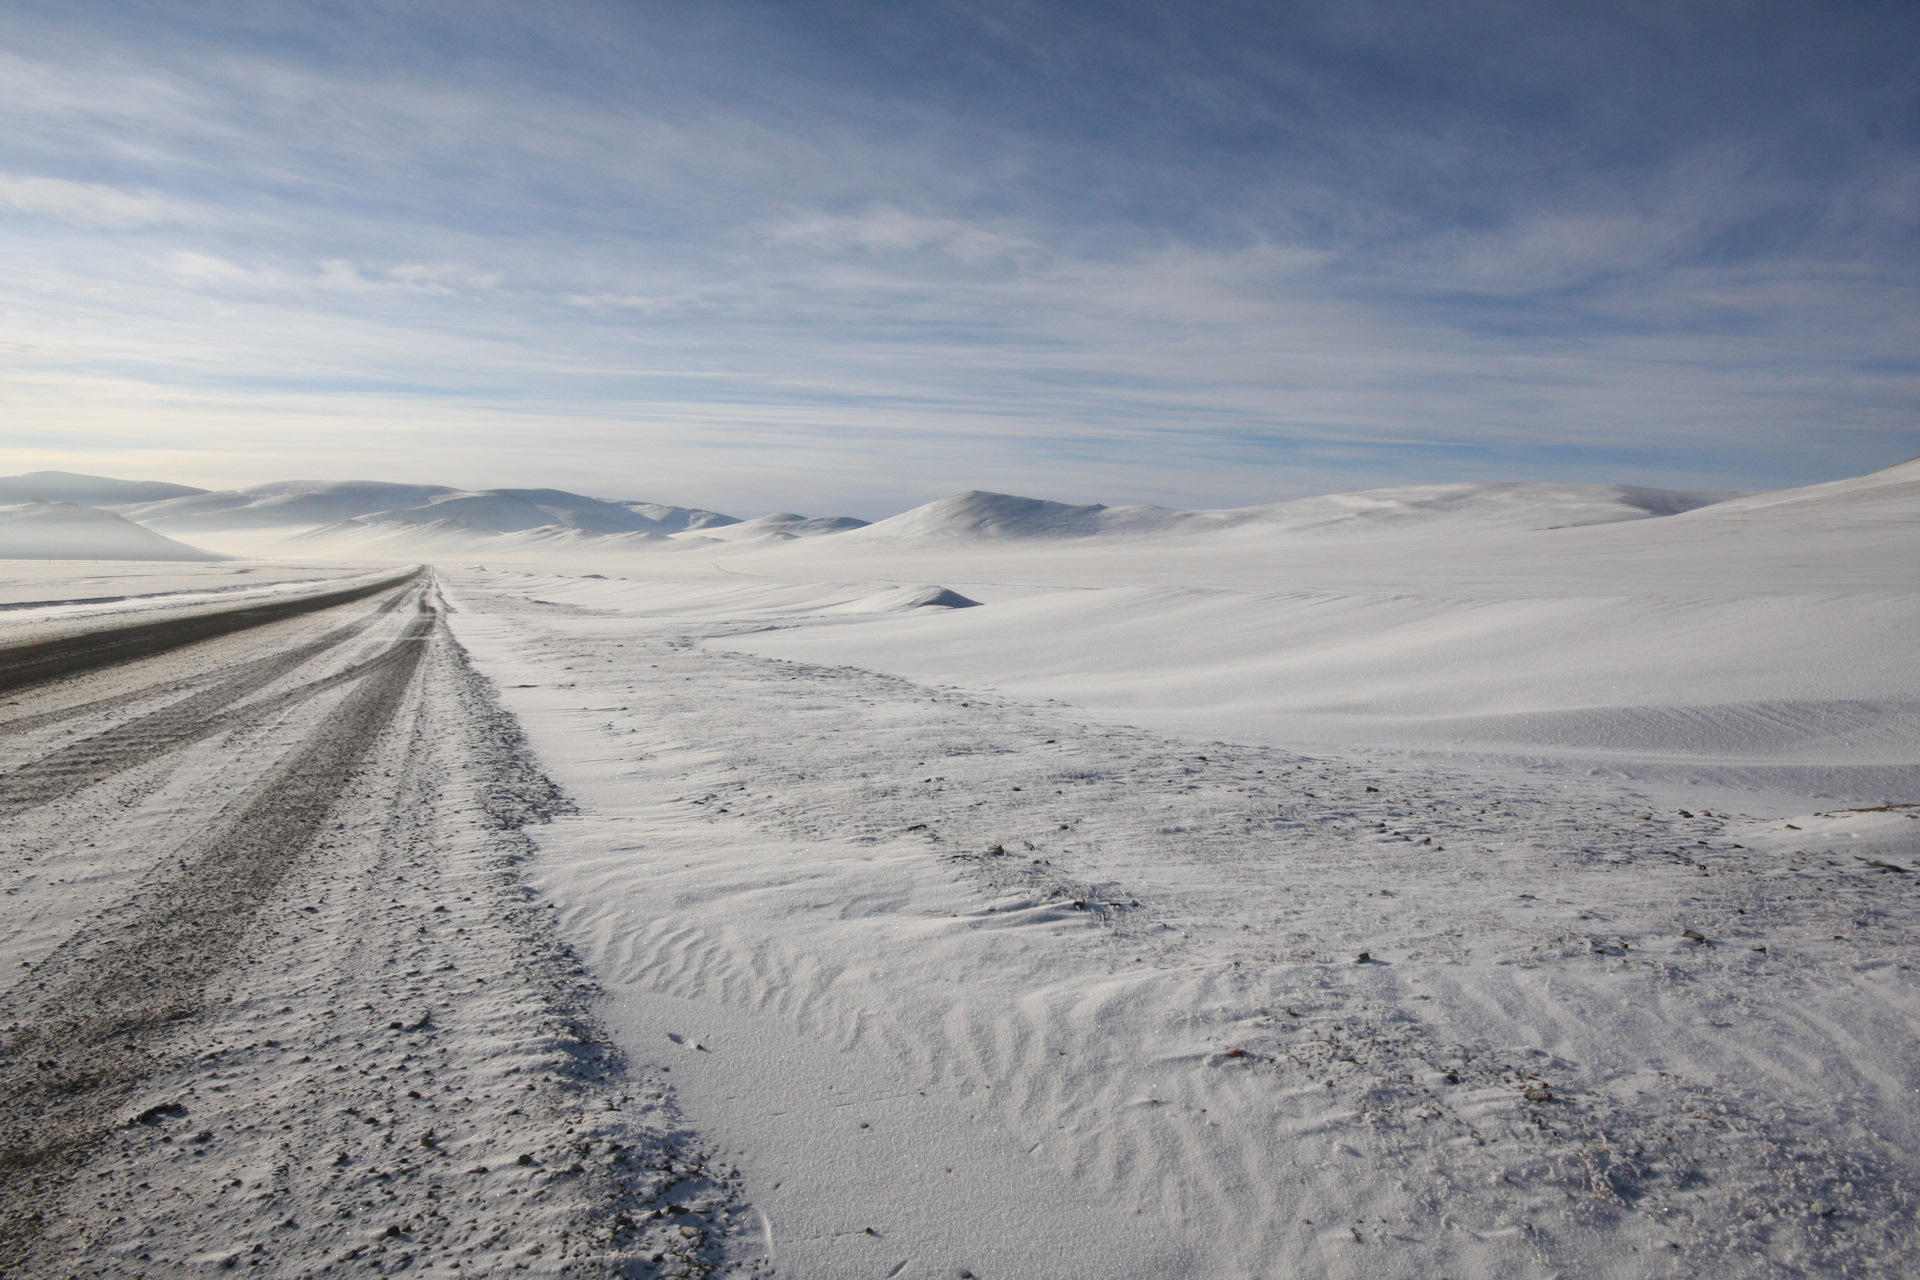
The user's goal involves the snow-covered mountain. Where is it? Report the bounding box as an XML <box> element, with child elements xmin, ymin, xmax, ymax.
<box><xmin>617</xmin><ymin>501</ymin><xmax>741</xmax><ymax>534</ymax></box>
<box><xmin>0</xmin><ymin>471</ymin><xmax>207</xmax><ymax>506</ymax></box>
<box><xmin>669</xmin><ymin>512</ymin><xmax>869</xmax><ymax>544</ymax></box>
<box><xmin>844</xmin><ymin>482</ymin><xmax>1743</xmax><ymax>544</ymax></box>
<box><xmin>117</xmin><ymin>480</ymin><xmax>741</xmax><ymax>540</ymax></box>
<box><xmin>0</xmin><ymin>501</ymin><xmax>224</xmax><ymax>560</ymax></box>
<box><xmin>351</xmin><ymin>489</ymin><xmax>737</xmax><ymax>536</ymax></box>
<box><xmin>117</xmin><ymin>481</ymin><xmax>461</xmax><ymax>532</ymax></box>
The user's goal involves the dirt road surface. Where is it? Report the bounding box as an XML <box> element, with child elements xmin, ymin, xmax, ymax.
<box><xmin>0</xmin><ymin>572</ymin><xmax>750</xmax><ymax>1278</ymax></box>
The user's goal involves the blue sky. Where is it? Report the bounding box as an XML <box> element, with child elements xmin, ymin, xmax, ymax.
<box><xmin>1</xmin><ymin>0</ymin><xmax>1916</xmax><ymax>517</ymax></box>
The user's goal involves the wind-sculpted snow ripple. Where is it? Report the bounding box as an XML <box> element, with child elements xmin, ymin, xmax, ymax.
<box><xmin>447</xmin><ymin>588</ymin><xmax>1920</xmax><ymax>1280</ymax></box>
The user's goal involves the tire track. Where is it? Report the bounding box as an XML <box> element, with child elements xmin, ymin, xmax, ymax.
<box><xmin>0</xmin><ymin>598</ymin><xmax>436</xmax><ymax>1265</ymax></box>
<box><xmin>0</xmin><ymin>587</ymin><xmax>427</xmax><ymax>816</ymax></box>
<box><xmin>0</xmin><ymin>580</ymin><xmax>417</xmax><ymax>738</ymax></box>
<box><xmin>0</xmin><ymin>566</ymin><xmax>421</xmax><ymax>694</ymax></box>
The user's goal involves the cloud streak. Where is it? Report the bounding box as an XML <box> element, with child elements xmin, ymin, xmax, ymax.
<box><xmin>0</xmin><ymin>174</ymin><xmax>199</xmax><ymax>229</ymax></box>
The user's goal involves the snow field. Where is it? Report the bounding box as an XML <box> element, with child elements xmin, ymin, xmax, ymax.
<box><xmin>443</xmin><ymin>572</ymin><xmax>1920</xmax><ymax>1279</ymax></box>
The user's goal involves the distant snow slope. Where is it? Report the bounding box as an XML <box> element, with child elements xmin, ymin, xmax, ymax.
<box><xmin>670</xmin><ymin>512</ymin><xmax>869</xmax><ymax>544</ymax></box>
<box><xmin>0</xmin><ymin>502</ymin><xmax>224</xmax><ymax>561</ymax></box>
<box><xmin>354</xmin><ymin>489</ymin><xmax>737</xmax><ymax>536</ymax></box>
<box><xmin>712</xmin><ymin>457</ymin><xmax>1919</xmax><ymax>807</ymax></box>
<box><xmin>0</xmin><ymin>471</ymin><xmax>207</xmax><ymax>506</ymax></box>
<box><xmin>118</xmin><ymin>481</ymin><xmax>743</xmax><ymax>550</ymax></box>
<box><xmin>281</xmin><ymin>518</ymin><xmax>670</xmax><ymax>554</ymax></box>
<box><xmin>616</xmin><ymin>501</ymin><xmax>741</xmax><ymax>533</ymax></box>
<box><xmin>1672</xmin><ymin>453</ymin><xmax>1919</xmax><ymax>522</ymax></box>
<box><xmin>117</xmin><ymin>481</ymin><xmax>460</xmax><ymax>531</ymax></box>
<box><xmin>279</xmin><ymin>505</ymin><xmax>871</xmax><ymax>558</ymax></box>
<box><xmin>846</xmin><ymin>482</ymin><xmax>1740</xmax><ymax>544</ymax></box>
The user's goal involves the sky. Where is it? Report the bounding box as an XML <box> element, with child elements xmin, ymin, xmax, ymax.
<box><xmin>1</xmin><ymin>0</ymin><xmax>1917</xmax><ymax>519</ymax></box>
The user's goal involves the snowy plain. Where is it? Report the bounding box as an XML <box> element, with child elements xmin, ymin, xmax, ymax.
<box><xmin>1</xmin><ymin>461</ymin><xmax>1914</xmax><ymax>1278</ymax></box>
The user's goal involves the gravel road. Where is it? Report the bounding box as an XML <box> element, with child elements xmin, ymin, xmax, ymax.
<box><xmin>0</xmin><ymin>572</ymin><xmax>748</xmax><ymax>1278</ymax></box>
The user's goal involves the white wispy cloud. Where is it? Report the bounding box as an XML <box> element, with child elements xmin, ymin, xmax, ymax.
<box><xmin>0</xmin><ymin>174</ymin><xmax>199</xmax><ymax>229</ymax></box>
<box><xmin>0</xmin><ymin>1</ymin><xmax>1912</xmax><ymax>512</ymax></box>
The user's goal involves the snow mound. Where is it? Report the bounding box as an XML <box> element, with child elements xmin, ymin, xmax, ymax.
<box><xmin>847</xmin><ymin>483</ymin><xmax>1738</xmax><ymax>544</ymax></box>
<box><xmin>824</xmin><ymin>584</ymin><xmax>980</xmax><ymax>612</ymax></box>
<box><xmin>0</xmin><ymin>502</ymin><xmax>224</xmax><ymax>561</ymax></box>
<box><xmin>0</xmin><ymin>471</ymin><xmax>207</xmax><ymax>505</ymax></box>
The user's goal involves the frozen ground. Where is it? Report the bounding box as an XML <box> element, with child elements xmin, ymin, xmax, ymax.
<box><xmin>0</xmin><ymin>459</ymin><xmax>1914</xmax><ymax>1278</ymax></box>
<box><xmin>437</xmin><ymin>563</ymin><xmax>1917</xmax><ymax>1280</ymax></box>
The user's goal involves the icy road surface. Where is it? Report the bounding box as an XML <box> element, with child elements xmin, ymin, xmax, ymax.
<box><xmin>0</xmin><ymin>571</ymin><xmax>745</xmax><ymax>1277</ymax></box>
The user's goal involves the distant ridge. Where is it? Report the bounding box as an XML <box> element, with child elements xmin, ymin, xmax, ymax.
<box><xmin>672</xmin><ymin>512</ymin><xmax>869</xmax><ymax>543</ymax></box>
<box><xmin>118</xmin><ymin>481</ymin><xmax>462</xmax><ymax>531</ymax></box>
<box><xmin>354</xmin><ymin>488</ymin><xmax>737</xmax><ymax>536</ymax></box>
<box><xmin>0</xmin><ymin>471</ymin><xmax>207</xmax><ymax>506</ymax></box>
<box><xmin>846</xmin><ymin>482</ymin><xmax>1744</xmax><ymax>543</ymax></box>
<box><xmin>0</xmin><ymin>501</ymin><xmax>224</xmax><ymax>561</ymax></box>
<box><xmin>119</xmin><ymin>481</ymin><xmax>740</xmax><ymax>537</ymax></box>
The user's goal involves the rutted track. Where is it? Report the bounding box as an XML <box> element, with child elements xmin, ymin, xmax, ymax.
<box><xmin>0</xmin><ymin>566</ymin><xmax>422</xmax><ymax>694</ymax></box>
<box><xmin>0</xmin><ymin>586</ymin><xmax>428</xmax><ymax>814</ymax></box>
<box><xmin>0</xmin><ymin>573</ymin><xmax>746</xmax><ymax>1277</ymax></box>
<box><xmin>0</xmin><ymin>596</ymin><xmax>435</xmax><ymax>1259</ymax></box>
<box><xmin>0</xmin><ymin>582</ymin><xmax>417</xmax><ymax>739</ymax></box>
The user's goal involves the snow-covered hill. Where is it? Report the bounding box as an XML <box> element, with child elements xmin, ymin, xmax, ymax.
<box><xmin>0</xmin><ymin>471</ymin><xmax>207</xmax><ymax>506</ymax></box>
<box><xmin>350</xmin><ymin>489</ymin><xmax>737</xmax><ymax>536</ymax></box>
<box><xmin>0</xmin><ymin>502</ymin><xmax>224</xmax><ymax>561</ymax></box>
<box><xmin>670</xmin><ymin>512</ymin><xmax>869</xmax><ymax>544</ymax></box>
<box><xmin>846</xmin><ymin>482</ymin><xmax>1740</xmax><ymax>544</ymax></box>
<box><xmin>117</xmin><ymin>481</ymin><xmax>461</xmax><ymax>532</ymax></box>
<box><xmin>1670</xmin><ymin>454</ymin><xmax>1919</xmax><ymax>522</ymax></box>
<box><xmin>118</xmin><ymin>481</ymin><xmax>742</xmax><ymax>545</ymax></box>
<box><xmin>281</xmin><ymin>518</ymin><xmax>670</xmax><ymax>555</ymax></box>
